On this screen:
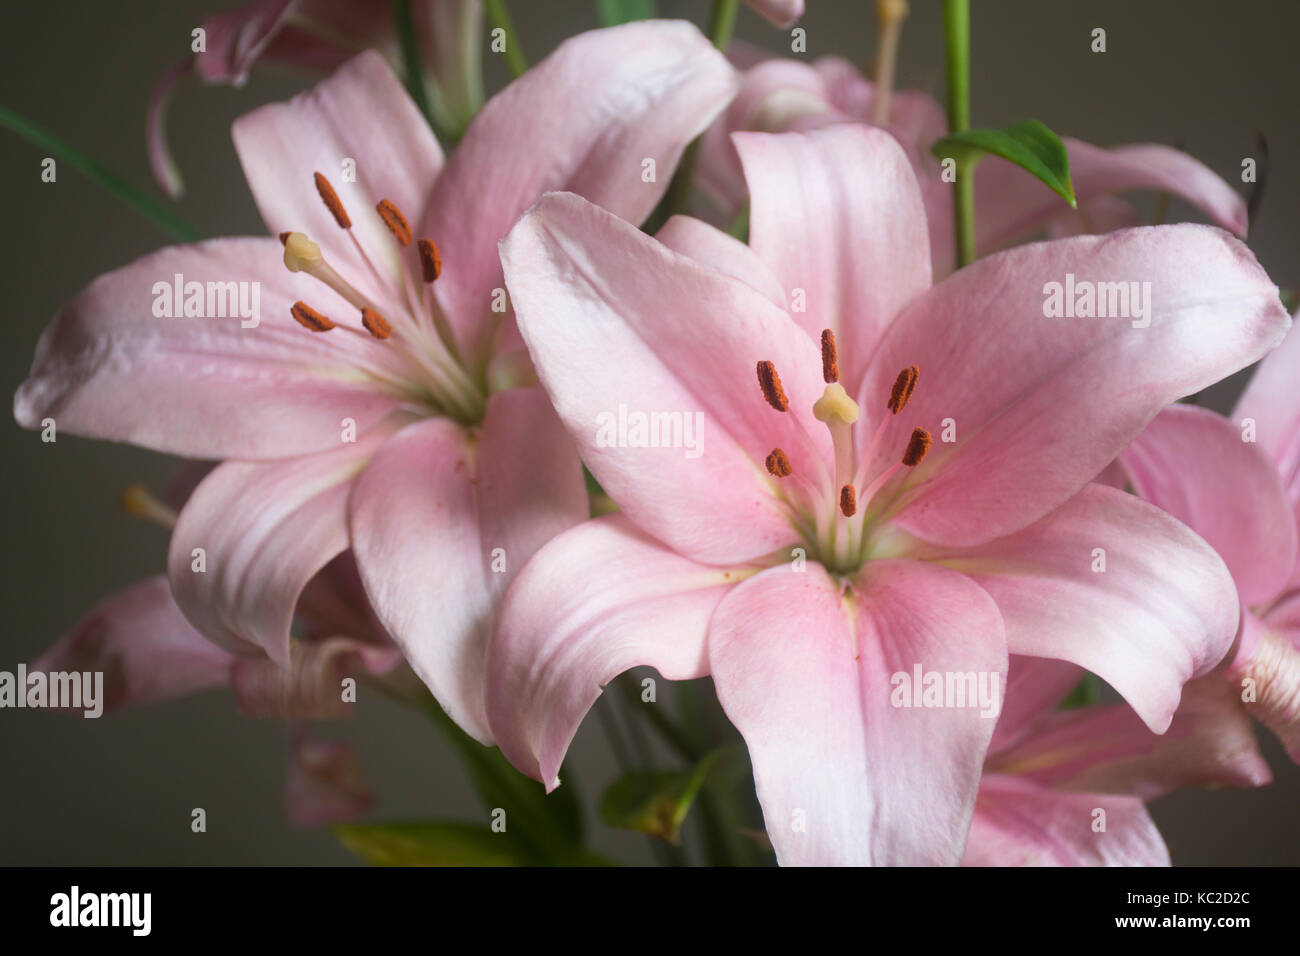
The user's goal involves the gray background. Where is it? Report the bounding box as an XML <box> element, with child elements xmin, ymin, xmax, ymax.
<box><xmin>2</xmin><ymin>0</ymin><xmax>1296</xmax><ymax>865</ymax></box>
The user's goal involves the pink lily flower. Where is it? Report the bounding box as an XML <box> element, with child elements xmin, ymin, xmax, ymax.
<box><xmin>34</xmin><ymin>549</ymin><xmax>403</xmax><ymax>826</ymax></box>
<box><xmin>489</xmin><ymin>124</ymin><xmax>1288</xmax><ymax>865</ymax></box>
<box><xmin>697</xmin><ymin>54</ymin><xmax>1249</xmax><ymax>275</ymax></box>
<box><xmin>17</xmin><ymin>23</ymin><xmax>739</xmax><ymax>743</ymax></box>
<box><xmin>1114</xmin><ymin>322</ymin><xmax>1300</xmax><ymax>763</ymax></box>
<box><xmin>150</xmin><ymin>0</ymin><xmax>484</xmax><ymax>198</ymax></box>
<box><xmin>963</xmin><ymin>658</ymin><xmax>1270</xmax><ymax>865</ymax></box>
<box><xmin>744</xmin><ymin>0</ymin><xmax>804</xmax><ymax>28</ymax></box>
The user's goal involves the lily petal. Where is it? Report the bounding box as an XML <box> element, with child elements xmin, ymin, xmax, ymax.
<box><xmin>167</xmin><ymin>418</ymin><xmax>402</xmax><ymax>666</ymax></box>
<box><xmin>1120</xmin><ymin>404</ymin><xmax>1296</xmax><ymax>607</ymax></box>
<box><xmin>1045</xmin><ymin>195</ymin><xmax>1143</xmax><ymax>239</ymax></box>
<box><xmin>349</xmin><ymin>390</ymin><xmax>586</xmax><ymax>744</ymax></box>
<box><xmin>1229</xmin><ymin>613</ymin><xmax>1300</xmax><ymax>761</ymax></box>
<box><xmin>986</xmin><ymin>139</ymin><xmax>1248</xmax><ymax>247</ymax></box>
<box><xmin>486</xmin><ymin>515</ymin><xmax>735</xmax><ymax>788</ymax></box>
<box><xmin>987</xmin><ymin>678</ymin><xmax>1271</xmax><ymax>798</ymax></box>
<box><xmin>930</xmin><ymin>139</ymin><xmax>1250</xmax><ymax>274</ymax></box>
<box><xmin>696</xmin><ymin>58</ymin><xmax>838</xmax><ymax>215</ymax></box>
<box><xmin>916</xmin><ymin>485</ymin><xmax>1239</xmax><ymax>733</ymax></box>
<box><xmin>233</xmin><ymin>635</ymin><xmax>402</xmax><ymax>719</ymax></box>
<box><xmin>195</xmin><ymin>0</ymin><xmax>298</xmax><ymax>83</ymax></box>
<box><xmin>963</xmin><ymin>775</ymin><xmax>1169</xmax><ymax>866</ymax></box>
<box><xmin>502</xmin><ymin>191</ymin><xmax>828</xmax><ymax>566</ymax></box>
<box><xmin>1234</xmin><ymin>314</ymin><xmax>1300</xmax><ymax>509</ymax></box>
<box><xmin>654</xmin><ymin>215</ymin><xmax>786</xmax><ymax>309</ymax></box>
<box><xmin>232</xmin><ymin>50</ymin><xmax>445</xmax><ymax>303</ymax></box>
<box><xmin>146</xmin><ymin>58</ymin><xmax>194</xmax><ymax>199</ymax></box>
<box><xmin>812</xmin><ymin>57</ymin><xmax>948</xmax><ymax>161</ymax></box>
<box><xmin>13</xmin><ymin>238</ymin><xmax>404</xmax><ymax>459</ymax></box>
<box><xmin>285</xmin><ymin>725</ymin><xmax>375</xmax><ymax>829</ymax></box>
<box><xmin>861</xmin><ymin>224</ymin><xmax>1289</xmax><ymax>547</ymax></box>
<box><xmin>745</xmin><ymin>0</ymin><xmax>804</xmax><ymax>28</ymax></box>
<box><xmin>32</xmin><ymin>576</ymin><xmax>232</xmax><ymax>714</ymax></box>
<box><xmin>709</xmin><ymin>560</ymin><xmax>1006</xmax><ymax>865</ymax></box>
<box><xmin>421</xmin><ymin>20</ymin><xmax>738</xmax><ymax>365</ymax></box>
<box><xmin>989</xmin><ymin>656</ymin><xmax>1085</xmax><ymax>754</ymax></box>
<box><xmin>735</xmin><ymin>126</ymin><xmax>932</xmax><ymax>388</ymax></box>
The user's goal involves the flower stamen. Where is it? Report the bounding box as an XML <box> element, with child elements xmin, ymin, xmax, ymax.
<box><xmin>313</xmin><ymin>171</ymin><xmax>351</xmax><ymax>229</ymax></box>
<box><xmin>854</xmin><ymin>364</ymin><xmax>922</xmax><ymax>491</ymax></box>
<box><xmin>757</xmin><ymin>360</ymin><xmax>789</xmax><ymax>412</ymax></box>
<box><xmin>376</xmin><ymin>199</ymin><xmax>414</xmax><ymax>247</ymax></box>
<box><xmin>766</xmin><ymin>447</ymin><xmax>793</xmax><ymax>477</ymax></box>
<box><xmin>290</xmin><ymin>301</ymin><xmax>336</xmax><ymax>332</ymax></box>
<box><xmin>887</xmin><ymin>364</ymin><xmax>919</xmax><ymax>414</ymax></box>
<box><xmin>902</xmin><ymin>426</ymin><xmax>932</xmax><ymax>466</ymax></box>
<box><xmin>361</xmin><ymin>307</ymin><xmax>392</xmax><ymax>340</ymax></box>
<box><xmin>418</xmin><ymin>238</ymin><xmax>443</xmax><ymax>282</ymax></box>
<box><xmin>121</xmin><ymin>482</ymin><xmax>178</xmax><ymax>530</ymax></box>
<box><xmin>820</xmin><ymin>329</ymin><xmax>839</xmax><ymax>384</ymax></box>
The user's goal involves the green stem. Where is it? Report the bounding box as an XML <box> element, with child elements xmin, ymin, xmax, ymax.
<box><xmin>942</xmin><ymin>0</ymin><xmax>975</xmax><ymax>268</ymax></box>
<box><xmin>707</xmin><ymin>0</ymin><xmax>740</xmax><ymax>50</ymax></box>
<box><xmin>618</xmin><ymin>675</ymin><xmax>703</xmax><ymax>762</ymax></box>
<box><xmin>643</xmin><ymin>0</ymin><xmax>739</xmax><ymax>232</ymax></box>
<box><xmin>0</xmin><ymin>105</ymin><xmax>199</xmax><ymax>243</ymax></box>
<box><xmin>596</xmin><ymin>692</ymin><xmax>677</xmax><ymax>866</ymax></box>
<box><xmin>485</xmin><ymin>0</ymin><xmax>528</xmax><ymax>78</ymax></box>
<box><xmin>412</xmin><ymin>687</ymin><xmax>582</xmax><ymax>863</ymax></box>
<box><xmin>392</xmin><ymin>0</ymin><xmax>439</xmax><ymax>133</ymax></box>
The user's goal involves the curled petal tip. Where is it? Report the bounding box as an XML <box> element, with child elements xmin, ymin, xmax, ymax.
<box><xmin>147</xmin><ymin>58</ymin><xmax>193</xmax><ymax>200</ymax></box>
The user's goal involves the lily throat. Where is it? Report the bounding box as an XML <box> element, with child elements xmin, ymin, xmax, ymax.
<box><xmin>759</xmin><ymin>329</ymin><xmax>930</xmax><ymax>576</ymax></box>
<box><xmin>278</xmin><ymin>172</ymin><xmax>488</xmax><ymax>424</ymax></box>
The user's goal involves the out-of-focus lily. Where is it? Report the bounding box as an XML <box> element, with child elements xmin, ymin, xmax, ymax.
<box><xmin>1114</xmin><ymin>319</ymin><xmax>1300</xmax><ymax>763</ymax></box>
<box><xmin>18</xmin><ymin>23</ymin><xmax>739</xmax><ymax>743</ymax></box>
<box><xmin>697</xmin><ymin>52</ymin><xmax>1248</xmax><ymax>275</ymax></box>
<box><xmin>34</xmin><ymin>508</ymin><xmax>403</xmax><ymax>826</ymax></box>
<box><xmin>149</xmin><ymin>0</ymin><xmax>485</xmax><ymax>198</ymax></box>
<box><xmin>490</xmin><ymin>124</ymin><xmax>1287</xmax><ymax>865</ymax></box>
<box><xmin>744</xmin><ymin>0</ymin><xmax>804</xmax><ymax>28</ymax></box>
<box><xmin>963</xmin><ymin>658</ymin><xmax>1271</xmax><ymax>865</ymax></box>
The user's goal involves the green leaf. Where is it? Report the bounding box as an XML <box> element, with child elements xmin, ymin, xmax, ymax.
<box><xmin>595</xmin><ymin>0</ymin><xmax>656</xmax><ymax>26</ymax></box>
<box><xmin>932</xmin><ymin>120</ymin><xmax>1077</xmax><ymax>207</ymax></box>
<box><xmin>336</xmin><ymin>821</ymin><xmax>542</xmax><ymax>866</ymax></box>
<box><xmin>0</xmin><ymin>105</ymin><xmax>200</xmax><ymax>242</ymax></box>
<box><xmin>600</xmin><ymin>752</ymin><xmax>719</xmax><ymax>843</ymax></box>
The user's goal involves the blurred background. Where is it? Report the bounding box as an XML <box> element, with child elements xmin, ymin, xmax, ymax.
<box><xmin>2</xmin><ymin>0</ymin><xmax>1296</xmax><ymax>864</ymax></box>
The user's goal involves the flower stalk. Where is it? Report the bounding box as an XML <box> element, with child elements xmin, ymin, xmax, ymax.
<box><xmin>942</xmin><ymin>0</ymin><xmax>975</xmax><ymax>268</ymax></box>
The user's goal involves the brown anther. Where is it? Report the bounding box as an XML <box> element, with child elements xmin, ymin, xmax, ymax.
<box><xmin>290</xmin><ymin>301</ymin><xmax>336</xmax><ymax>332</ymax></box>
<box><xmin>902</xmin><ymin>427</ymin><xmax>932</xmax><ymax>466</ymax></box>
<box><xmin>820</xmin><ymin>329</ymin><xmax>839</xmax><ymax>384</ymax></box>
<box><xmin>313</xmin><ymin>172</ymin><xmax>351</xmax><ymax>228</ymax></box>
<box><xmin>278</xmin><ymin>231</ymin><xmax>292</xmax><ymax>246</ymax></box>
<box><xmin>887</xmin><ymin>364</ymin><xmax>919</xmax><ymax>414</ymax></box>
<box><xmin>765</xmin><ymin>448</ymin><xmax>793</xmax><ymax>478</ymax></box>
<box><xmin>361</xmin><ymin>307</ymin><xmax>392</xmax><ymax>340</ymax></box>
<box><xmin>839</xmin><ymin>484</ymin><xmax>857</xmax><ymax>517</ymax></box>
<box><xmin>417</xmin><ymin>238</ymin><xmax>442</xmax><ymax>282</ymax></box>
<box><xmin>756</xmin><ymin>360</ymin><xmax>789</xmax><ymax>412</ymax></box>
<box><xmin>376</xmin><ymin>199</ymin><xmax>413</xmax><ymax>247</ymax></box>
